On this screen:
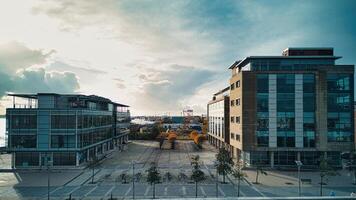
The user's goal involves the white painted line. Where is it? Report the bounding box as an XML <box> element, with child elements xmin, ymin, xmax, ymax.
<box><xmin>218</xmin><ymin>185</ymin><xmax>225</xmax><ymax>197</ymax></box>
<box><xmin>124</xmin><ymin>186</ymin><xmax>132</xmax><ymax>196</ymax></box>
<box><xmin>200</xmin><ymin>186</ymin><xmax>206</xmax><ymax>197</ymax></box>
<box><xmin>66</xmin><ymin>186</ymin><xmax>81</xmax><ymax>195</ymax></box>
<box><xmin>244</xmin><ymin>179</ymin><xmax>266</xmax><ymax>197</ymax></box>
<box><xmin>164</xmin><ymin>186</ymin><xmax>168</xmax><ymax>196</ymax></box>
<box><xmin>84</xmin><ymin>185</ymin><xmax>98</xmax><ymax>197</ymax></box>
<box><xmin>182</xmin><ymin>186</ymin><xmax>186</xmax><ymax>195</ymax></box>
<box><xmin>49</xmin><ymin>186</ymin><xmax>63</xmax><ymax>195</ymax></box>
<box><xmin>104</xmin><ymin>185</ymin><xmax>115</xmax><ymax>197</ymax></box>
<box><xmin>144</xmin><ymin>185</ymin><xmax>151</xmax><ymax>196</ymax></box>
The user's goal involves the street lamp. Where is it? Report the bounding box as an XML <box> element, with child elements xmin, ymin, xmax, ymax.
<box><xmin>132</xmin><ymin>161</ymin><xmax>135</xmax><ymax>199</ymax></box>
<box><xmin>213</xmin><ymin>161</ymin><xmax>218</xmax><ymax>198</ymax></box>
<box><xmin>47</xmin><ymin>155</ymin><xmax>53</xmax><ymax>200</ymax></box>
<box><xmin>295</xmin><ymin>160</ymin><xmax>303</xmax><ymax>197</ymax></box>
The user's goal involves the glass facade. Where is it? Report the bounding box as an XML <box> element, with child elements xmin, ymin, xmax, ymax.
<box><xmin>277</xmin><ymin>74</ymin><xmax>295</xmax><ymax>147</ymax></box>
<box><xmin>10</xmin><ymin>135</ymin><xmax>36</xmax><ymax>148</ymax></box>
<box><xmin>303</xmin><ymin>74</ymin><xmax>316</xmax><ymax>147</ymax></box>
<box><xmin>327</xmin><ymin>73</ymin><xmax>353</xmax><ymax>142</ymax></box>
<box><xmin>51</xmin><ymin>135</ymin><xmax>76</xmax><ymax>148</ymax></box>
<box><xmin>15</xmin><ymin>152</ymin><xmax>39</xmax><ymax>167</ymax></box>
<box><xmin>256</xmin><ymin>74</ymin><xmax>269</xmax><ymax>147</ymax></box>
<box><xmin>11</xmin><ymin>115</ymin><xmax>37</xmax><ymax>129</ymax></box>
<box><xmin>53</xmin><ymin>152</ymin><xmax>76</xmax><ymax>166</ymax></box>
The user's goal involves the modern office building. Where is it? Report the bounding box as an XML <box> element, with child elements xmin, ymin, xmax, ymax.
<box><xmin>6</xmin><ymin>93</ymin><xmax>130</xmax><ymax>168</ymax></box>
<box><xmin>207</xmin><ymin>87</ymin><xmax>231</xmax><ymax>152</ymax></box>
<box><xmin>226</xmin><ymin>47</ymin><xmax>354</xmax><ymax>167</ymax></box>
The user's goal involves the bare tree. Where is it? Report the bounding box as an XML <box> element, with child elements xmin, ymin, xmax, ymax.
<box><xmin>231</xmin><ymin>161</ymin><xmax>247</xmax><ymax>197</ymax></box>
<box><xmin>190</xmin><ymin>155</ymin><xmax>205</xmax><ymax>198</ymax></box>
<box><xmin>146</xmin><ymin>162</ymin><xmax>161</xmax><ymax>199</ymax></box>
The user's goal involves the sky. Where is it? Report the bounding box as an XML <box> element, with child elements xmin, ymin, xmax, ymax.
<box><xmin>0</xmin><ymin>0</ymin><xmax>355</xmax><ymax>116</ymax></box>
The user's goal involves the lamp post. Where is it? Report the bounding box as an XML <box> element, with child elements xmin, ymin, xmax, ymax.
<box><xmin>213</xmin><ymin>161</ymin><xmax>218</xmax><ymax>198</ymax></box>
<box><xmin>295</xmin><ymin>160</ymin><xmax>303</xmax><ymax>197</ymax></box>
<box><xmin>132</xmin><ymin>161</ymin><xmax>135</xmax><ymax>199</ymax></box>
<box><xmin>47</xmin><ymin>155</ymin><xmax>53</xmax><ymax>200</ymax></box>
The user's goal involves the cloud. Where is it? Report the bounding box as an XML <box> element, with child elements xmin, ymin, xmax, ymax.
<box><xmin>113</xmin><ymin>78</ymin><xmax>126</xmax><ymax>89</ymax></box>
<box><xmin>0</xmin><ymin>41</ymin><xmax>80</xmax><ymax>98</ymax></box>
<box><xmin>133</xmin><ymin>64</ymin><xmax>215</xmax><ymax>114</ymax></box>
<box><xmin>0</xmin><ymin>41</ymin><xmax>53</xmax><ymax>74</ymax></box>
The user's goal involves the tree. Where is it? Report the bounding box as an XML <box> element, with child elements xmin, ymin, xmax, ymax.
<box><xmin>254</xmin><ymin>162</ymin><xmax>267</xmax><ymax>184</ymax></box>
<box><xmin>146</xmin><ymin>162</ymin><xmax>161</xmax><ymax>199</ymax></box>
<box><xmin>231</xmin><ymin>161</ymin><xmax>247</xmax><ymax>197</ymax></box>
<box><xmin>190</xmin><ymin>155</ymin><xmax>205</xmax><ymax>198</ymax></box>
<box><xmin>215</xmin><ymin>147</ymin><xmax>234</xmax><ymax>183</ymax></box>
<box><xmin>319</xmin><ymin>156</ymin><xmax>339</xmax><ymax>196</ymax></box>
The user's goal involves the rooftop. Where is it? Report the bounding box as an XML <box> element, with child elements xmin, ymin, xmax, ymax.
<box><xmin>8</xmin><ymin>93</ymin><xmax>129</xmax><ymax>107</ymax></box>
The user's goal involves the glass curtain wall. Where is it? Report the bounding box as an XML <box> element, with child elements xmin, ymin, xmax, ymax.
<box><xmin>256</xmin><ymin>74</ymin><xmax>269</xmax><ymax>147</ymax></box>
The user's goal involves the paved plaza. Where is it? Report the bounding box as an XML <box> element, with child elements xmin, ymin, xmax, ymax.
<box><xmin>1</xmin><ymin>140</ymin><xmax>356</xmax><ymax>199</ymax></box>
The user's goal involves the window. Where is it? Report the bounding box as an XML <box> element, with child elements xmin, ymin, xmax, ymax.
<box><xmin>11</xmin><ymin>115</ymin><xmax>37</xmax><ymax>129</ymax></box>
<box><xmin>304</xmin><ymin>131</ymin><xmax>315</xmax><ymax>147</ymax></box>
<box><xmin>277</xmin><ymin>112</ymin><xmax>295</xmax><ymax>130</ymax></box>
<box><xmin>231</xmin><ymin>133</ymin><xmax>235</xmax><ymax>140</ymax></box>
<box><xmin>230</xmin><ymin>83</ymin><xmax>235</xmax><ymax>90</ymax></box>
<box><xmin>236</xmin><ymin>116</ymin><xmax>240</xmax><ymax>124</ymax></box>
<box><xmin>257</xmin><ymin>94</ymin><xmax>268</xmax><ymax>112</ymax></box>
<box><xmin>51</xmin><ymin>135</ymin><xmax>76</xmax><ymax>148</ymax></box>
<box><xmin>236</xmin><ymin>134</ymin><xmax>241</xmax><ymax>141</ymax></box>
<box><xmin>236</xmin><ymin>98</ymin><xmax>240</xmax><ymax>106</ymax></box>
<box><xmin>257</xmin><ymin>74</ymin><xmax>269</xmax><ymax>93</ymax></box>
<box><xmin>15</xmin><ymin>152</ymin><xmax>39</xmax><ymax>167</ymax></box>
<box><xmin>277</xmin><ymin>131</ymin><xmax>295</xmax><ymax>147</ymax></box>
<box><xmin>11</xmin><ymin>135</ymin><xmax>36</xmax><ymax>148</ymax></box>
<box><xmin>256</xmin><ymin>131</ymin><xmax>268</xmax><ymax>147</ymax></box>
<box><xmin>236</xmin><ymin>80</ymin><xmax>241</xmax><ymax>88</ymax></box>
<box><xmin>230</xmin><ymin>117</ymin><xmax>234</xmax><ymax>123</ymax></box>
<box><xmin>53</xmin><ymin>152</ymin><xmax>76</xmax><ymax>166</ymax></box>
<box><xmin>231</xmin><ymin>100</ymin><xmax>234</xmax><ymax>106</ymax></box>
<box><xmin>257</xmin><ymin>112</ymin><xmax>268</xmax><ymax>130</ymax></box>
<box><xmin>51</xmin><ymin>115</ymin><xmax>76</xmax><ymax>129</ymax></box>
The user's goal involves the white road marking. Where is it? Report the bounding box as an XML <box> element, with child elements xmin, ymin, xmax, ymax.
<box><xmin>144</xmin><ymin>185</ymin><xmax>151</xmax><ymax>196</ymax></box>
<box><xmin>65</xmin><ymin>186</ymin><xmax>81</xmax><ymax>196</ymax></box>
<box><xmin>124</xmin><ymin>186</ymin><xmax>132</xmax><ymax>196</ymax></box>
<box><xmin>200</xmin><ymin>186</ymin><xmax>206</xmax><ymax>197</ymax></box>
<box><xmin>164</xmin><ymin>186</ymin><xmax>168</xmax><ymax>196</ymax></box>
<box><xmin>84</xmin><ymin>185</ymin><xmax>98</xmax><ymax>197</ymax></box>
<box><xmin>182</xmin><ymin>186</ymin><xmax>186</xmax><ymax>195</ymax></box>
<box><xmin>104</xmin><ymin>185</ymin><xmax>115</xmax><ymax>197</ymax></box>
<box><xmin>218</xmin><ymin>185</ymin><xmax>226</xmax><ymax>197</ymax></box>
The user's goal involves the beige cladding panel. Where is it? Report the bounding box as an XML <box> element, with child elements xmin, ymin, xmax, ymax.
<box><xmin>229</xmin><ymin>73</ymin><xmax>243</xmax><ymax>150</ymax></box>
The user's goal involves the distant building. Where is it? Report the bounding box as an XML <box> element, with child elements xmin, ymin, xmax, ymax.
<box><xmin>207</xmin><ymin>87</ymin><xmax>231</xmax><ymax>153</ymax></box>
<box><xmin>209</xmin><ymin>47</ymin><xmax>354</xmax><ymax>167</ymax></box>
<box><xmin>6</xmin><ymin>93</ymin><xmax>130</xmax><ymax>168</ymax></box>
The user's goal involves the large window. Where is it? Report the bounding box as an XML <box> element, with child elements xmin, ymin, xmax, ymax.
<box><xmin>11</xmin><ymin>135</ymin><xmax>36</xmax><ymax>148</ymax></box>
<box><xmin>303</xmin><ymin>131</ymin><xmax>315</xmax><ymax>147</ymax></box>
<box><xmin>11</xmin><ymin>115</ymin><xmax>37</xmax><ymax>129</ymax></box>
<box><xmin>53</xmin><ymin>152</ymin><xmax>76</xmax><ymax>166</ymax></box>
<box><xmin>257</xmin><ymin>94</ymin><xmax>268</xmax><ymax>112</ymax></box>
<box><xmin>15</xmin><ymin>152</ymin><xmax>39</xmax><ymax>166</ymax></box>
<box><xmin>77</xmin><ymin>127</ymin><xmax>113</xmax><ymax>148</ymax></box>
<box><xmin>257</xmin><ymin>112</ymin><xmax>268</xmax><ymax>130</ymax></box>
<box><xmin>277</xmin><ymin>131</ymin><xmax>295</xmax><ymax>147</ymax></box>
<box><xmin>51</xmin><ymin>115</ymin><xmax>76</xmax><ymax>129</ymax></box>
<box><xmin>256</xmin><ymin>131</ymin><xmax>268</xmax><ymax>147</ymax></box>
<box><xmin>327</xmin><ymin>73</ymin><xmax>353</xmax><ymax>142</ymax></box>
<box><xmin>51</xmin><ymin>135</ymin><xmax>76</xmax><ymax>148</ymax></box>
<box><xmin>257</xmin><ymin>74</ymin><xmax>268</xmax><ymax>93</ymax></box>
<box><xmin>277</xmin><ymin>112</ymin><xmax>295</xmax><ymax>130</ymax></box>
<box><xmin>78</xmin><ymin>115</ymin><xmax>113</xmax><ymax>129</ymax></box>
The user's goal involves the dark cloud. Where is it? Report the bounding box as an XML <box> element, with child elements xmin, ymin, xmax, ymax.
<box><xmin>0</xmin><ymin>42</ymin><xmax>80</xmax><ymax>98</ymax></box>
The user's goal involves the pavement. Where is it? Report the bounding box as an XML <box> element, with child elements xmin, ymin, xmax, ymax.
<box><xmin>1</xmin><ymin>140</ymin><xmax>356</xmax><ymax>199</ymax></box>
